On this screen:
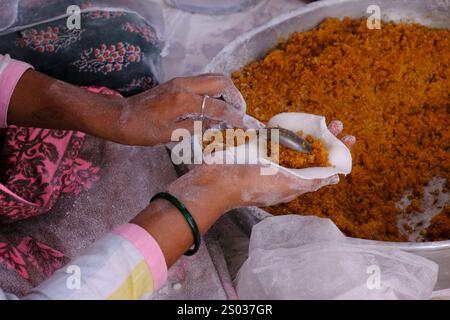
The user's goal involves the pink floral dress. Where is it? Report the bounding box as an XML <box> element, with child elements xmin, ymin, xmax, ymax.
<box><xmin>0</xmin><ymin>5</ymin><xmax>167</xmax><ymax>296</ymax></box>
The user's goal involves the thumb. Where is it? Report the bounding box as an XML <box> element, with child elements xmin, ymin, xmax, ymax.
<box><xmin>289</xmin><ymin>174</ymin><xmax>340</xmax><ymax>192</ymax></box>
<box><xmin>310</xmin><ymin>175</ymin><xmax>340</xmax><ymax>191</ymax></box>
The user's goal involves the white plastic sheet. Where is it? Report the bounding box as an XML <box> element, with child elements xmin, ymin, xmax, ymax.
<box><xmin>0</xmin><ymin>0</ymin><xmax>164</xmax><ymax>38</ymax></box>
<box><xmin>237</xmin><ymin>215</ymin><xmax>439</xmax><ymax>299</ymax></box>
<box><xmin>164</xmin><ymin>0</ymin><xmax>262</xmax><ymax>15</ymax></box>
<box><xmin>268</xmin><ymin>112</ymin><xmax>352</xmax><ymax>179</ymax></box>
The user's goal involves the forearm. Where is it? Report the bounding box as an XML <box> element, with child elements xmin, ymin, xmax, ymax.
<box><xmin>131</xmin><ymin>194</ymin><xmax>226</xmax><ymax>267</ymax></box>
<box><xmin>19</xmin><ymin>188</ymin><xmax>227</xmax><ymax>299</ymax></box>
<box><xmin>8</xmin><ymin>70</ymin><xmax>124</xmax><ymax>141</ymax></box>
<box><xmin>24</xmin><ymin>223</ymin><xmax>166</xmax><ymax>300</ymax></box>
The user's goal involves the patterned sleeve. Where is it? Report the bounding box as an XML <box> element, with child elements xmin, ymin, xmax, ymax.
<box><xmin>0</xmin><ymin>223</ymin><xmax>168</xmax><ymax>300</ymax></box>
<box><xmin>0</xmin><ymin>54</ymin><xmax>34</xmax><ymax>128</ymax></box>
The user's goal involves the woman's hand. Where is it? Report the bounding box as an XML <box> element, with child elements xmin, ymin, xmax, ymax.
<box><xmin>167</xmin><ymin>120</ymin><xmax>355</xmax><ymax>215</ymax></box>
<box><xmin>9</xmin><ymin>71</ymin><xmax>262</xmax><ymax>146</ymax></box>
<box><xmin>116</xmin><ymin>73</ymin><xmax>263</xmax><ymax>146</ymax></box>
<box><xmin>132</xmin><ymin>120</ymin><xmax>355</xmax><ymax>266</ymax></box>
<box><xmin>133</xmin><ymin>162</ymin><xmax>344</xmax><ymax>267</ymax></box>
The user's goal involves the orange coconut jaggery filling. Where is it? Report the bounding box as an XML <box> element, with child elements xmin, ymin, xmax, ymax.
<box><xmin>232</xmin><ymin>18</ymin><xmax>450</xmax><ymax>241</ymax></box>
<box><xmin>203</xmin><ymin>130</ymin><xmax>330</xmax><ymax>169</ymax></box>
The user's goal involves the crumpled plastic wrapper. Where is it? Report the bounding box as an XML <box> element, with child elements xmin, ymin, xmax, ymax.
<box><xmin>237</xmin><ymin>215</ymin><xmax>439</xmax><ymax>300</ymax></box>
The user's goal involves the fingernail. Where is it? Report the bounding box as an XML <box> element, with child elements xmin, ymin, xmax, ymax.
<box><xmin>221</xmin><ymin>89</ymin><xmax>247</xmax><ymax>111</ymax></box>
<box><xmin>243</xmin><ymin>115</ymin><xmax>266</xmax><ymax>129</ymax></box>
<box><xmin>328</xmin><ymin>120</ymin><xmax>343</xmax><ymax>136</ymax></box>
<box><xmin>327</xmin><ymin>175</ymin><xmax>340</xmax><ymax>185</ymax></box>
<box><xmin>341</xmin><ymin>135</ymin><xmax>356</xmax><ymax>148</ymax></box>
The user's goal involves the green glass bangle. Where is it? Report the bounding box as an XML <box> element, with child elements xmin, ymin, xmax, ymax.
<box><xmin>150</xmin><ymin>192</ymin><xmax>201</xmax><ymax>256</ymax></box>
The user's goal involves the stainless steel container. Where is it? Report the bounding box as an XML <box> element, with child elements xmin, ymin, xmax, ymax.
<box><xmin>204</xmin><ymin>0</ymin><xmax>450</xmax><ymax>290</ymax></box>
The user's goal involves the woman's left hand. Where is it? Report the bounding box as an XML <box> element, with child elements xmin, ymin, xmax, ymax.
<box><xmin>132</xmin><ymin>120</ymin><xmax>355</xmax><ymax>267</ymax></box>
<box><xmin>115</xmin><ymin>73</ymin><xmax>263</xmax><ymax>146</ymax></box>
<box><xmin>10</xmin><ymin>70</ymin><xmax>262</xmax><ymax>146</ymax></box>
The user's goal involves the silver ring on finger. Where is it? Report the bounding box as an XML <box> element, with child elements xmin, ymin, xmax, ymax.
<box><xmin>201</xmin><ymin>95</ymin><xmax>209</xmax><ymax>134</ymax></box>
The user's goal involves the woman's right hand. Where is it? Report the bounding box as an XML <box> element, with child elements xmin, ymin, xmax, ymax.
<box><xmin>168</xmin><ymin>164</ymin><xmax>340</xmax><ymax>216</ymax></box>
<box><xmin>132</xmin><ymin>122</ymin><xmax>354</xmax><ymax>267</ymax></box>
<box><xmin>167</xmin><ymin>120</ymin><xmax>355</xmax><ymax>216</ymax></box>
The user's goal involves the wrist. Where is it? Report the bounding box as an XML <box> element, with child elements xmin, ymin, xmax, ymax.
<box><xmin>171</xmin><ymin>189</ymin><xmax>226</xmax><ymax>223</ymax></box>
<box><xmin>76</xmin><ymin>93</ymin><xmax>125</xmax><ymax>143</ymax></box>
<box><xmin>129</xmin><ymin>181</ymin><xmax>236</xmax><ymax>267</ymax></box>
<box><xmin>8</xmin><ymin>70</ymin><xmax>126</xmax><ymax>139</ymax></box>
<box><xmin>171</xmin><ymin>166</ymin><xmax>244</xmax><ymax>216</ymax></box>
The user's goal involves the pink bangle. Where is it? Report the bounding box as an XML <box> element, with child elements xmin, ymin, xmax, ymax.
<box><xmin>0</xmin><ymin>55</ymin><xmax>34</xmax><ymax>128</ymax></box>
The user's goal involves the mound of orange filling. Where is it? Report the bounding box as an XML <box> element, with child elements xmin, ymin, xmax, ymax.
<box><xmin>272</xmin><ymin>134</ymin><xmax>330</xmax><ymax>169</ymax></box>
<box><xmin>232</xmin><ymin>18</ymin><xmax>450</xmax><ymax>241</ymax></box>
<box><xmin>203</xmin><ymin>130</ymin><xmax>330</xmax><ymax>169</ymax></box>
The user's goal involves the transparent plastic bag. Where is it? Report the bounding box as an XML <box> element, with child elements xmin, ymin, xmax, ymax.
<box><xmin>0</xmin><ymin>0</ymin><xmax>164</xmax><ymax>39</ymax></box>
<box><xmin>237</xmin><ymin>215</ymin><xmax>439</xmax><ymax>300</ymax></box>
<box><xmin>0</xmin><ymin>0</ymin><xmax>19</xmax><ymax>33</ymax></box>
<box><xmin>164</xmin><ymin>0</ymin><xmax>262</xmax><ymax>15</ymax></box>
<box><xmin>0</xmin><ymin>0</ymin><xmax>165</xmax><ymax>88</ymax></box>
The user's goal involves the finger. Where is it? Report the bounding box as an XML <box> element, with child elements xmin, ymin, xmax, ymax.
<box><xmin>201</xmin><ymin>106</ymin><xmax>265</xmax><ymax>130</ymax></box>
<box><xmin>299</xmin><ymin>175</ymin><xmax>340</xmax><ymax>191</ymax></box>
<box><xmin>275</xmin><ymin>164</ymin><xmax>340</xmax><ymax>189</ymax></box>
<box><xmin>328</xmin><ymin>120</ymin><xmax>343</xmax><ymax>136</ymax></box>
<box><xmin>179</xmin><ymin>94</ymin><xmax>248</xmax><ymax>128</ymax></box>
<box><xmin>171</xmin><ymin>119</ymin><xmax>198</xmax><ymax>135</ymax></box>
<box><xmin>171</xmin><ymin>74</ymin><xmax>246</xmax><ymax>112</ymax></box>
<box><xmin>319</xmin><ymin>175</ymin><xmax>340</xmax><ymax>187</ymax></box>
<box><xmin>170</xmin><ymin>74</ymin><xmax>223</xmax><ymax>95</ymax></box>
<box><xmin>341</xmin><ymin>135</ymin><xmax>356</xmax><ymax>149</ymax></box>
<box><xmin>176</xmin><ymin>98</ymin><xmax>248</xmax><ymax>128</ymax></box>
<box><xmin>203</xmin><ymin>97</ymin><xmax>247</xmax><ymax>127</ymax></box>
<box><xmin>202</xmin><ymin>118</ymin><xmax>230</xmax><ymax>130</ymax></box>
<box><xmin>242</xmin><ymin>115</ymin><xmax>266</xmax><ymax>129</ymax></box>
